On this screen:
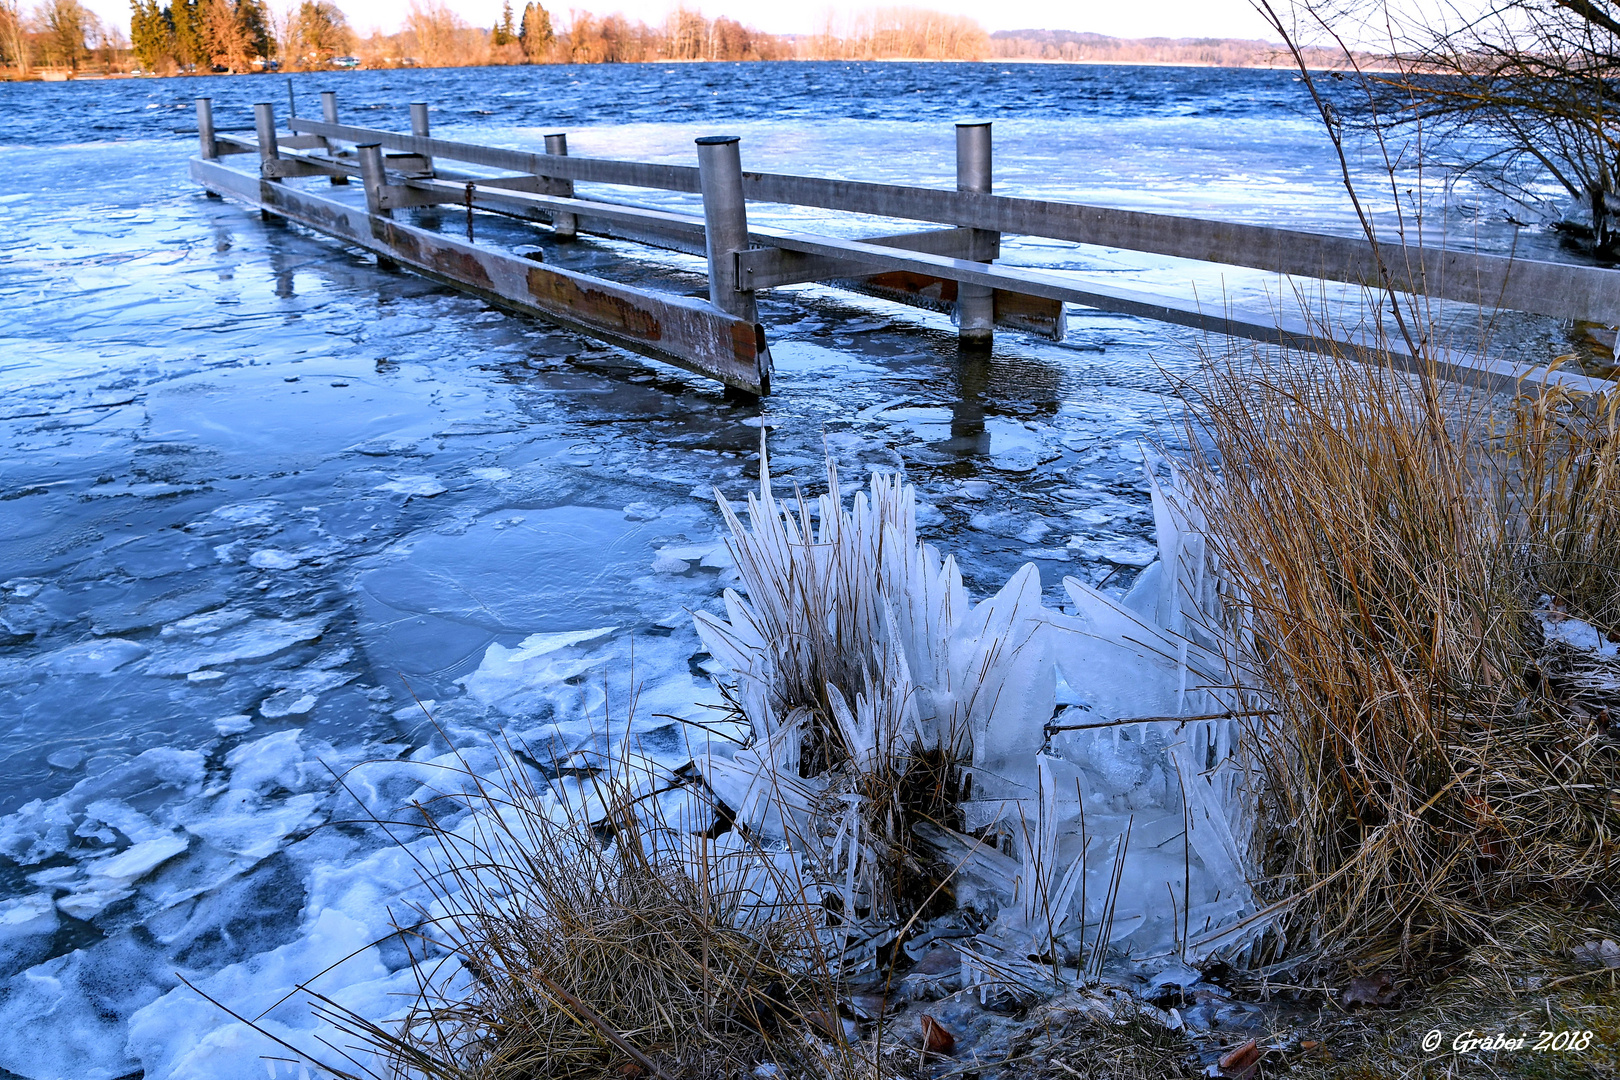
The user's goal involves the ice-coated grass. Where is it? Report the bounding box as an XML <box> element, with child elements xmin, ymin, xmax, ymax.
<box><xmin>694</xmin><ymin>434</ymin><xmax>1264</xmax><ymax>979</ymax></box>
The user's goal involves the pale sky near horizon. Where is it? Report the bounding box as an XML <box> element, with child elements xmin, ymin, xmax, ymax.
<box><xmin>79</xmin><ymin>0</ymin><xmax>1283</xmax><ymax>44</ymax></box>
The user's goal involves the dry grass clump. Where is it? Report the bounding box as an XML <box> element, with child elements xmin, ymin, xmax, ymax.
<box><xmin>1180</xmin><ymin>351</ymin><xmax>1620</xmax><ymax>965</ymax></box>
<box><xmin>306</xmin><ymin>742</ymin><xmax>873</xmax><ymax>1080</ymax></box>
<box><xmin>993</xmin><ymin>996</ymin><xmax>1200</xmax><ymax>1080</ymax></box>
<box><xmin>1507</xmin><ymin>383</ymin><xmax>1620</xmax><ymax>635</ymax></box>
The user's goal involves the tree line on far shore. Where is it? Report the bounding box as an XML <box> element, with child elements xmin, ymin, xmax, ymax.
<box><xmin>0</xmin><ymin>1</ymin><xmax>1007</xmax><ymax>75</ymax></box>
<box><xmin>0</xmin><ymin>0</ymin><xmax>1391</xmax><ymax>79</ymax></box>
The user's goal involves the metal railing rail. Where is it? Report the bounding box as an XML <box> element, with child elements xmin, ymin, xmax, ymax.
<box><xmin>187</xmin><ymin>95</ymin><xmax>1616</xmax><ymax>396</ymax></box>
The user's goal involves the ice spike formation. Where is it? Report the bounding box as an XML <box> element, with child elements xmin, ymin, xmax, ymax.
<box><xmin>691</xmin><ymin>435</ymin><xmax>1273</xmax><ymax>985</ymax></box>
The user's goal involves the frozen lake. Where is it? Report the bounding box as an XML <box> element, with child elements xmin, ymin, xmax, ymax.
<box><xmin>0</xmin><ymin>60</ymin><xmax>1580</xmax><ymax>1079</ymax></box>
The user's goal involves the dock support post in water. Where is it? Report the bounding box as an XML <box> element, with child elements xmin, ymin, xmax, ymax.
<box><xmin>357</xmin><ymin>143</ymin><xmax>399</xmax><ymax>271</ymax></box>
<box><xmin>196</xmin><ymin>97</ymin><xmax>222</xmax><ymax>198</ymax></box>
<box><xmin>196</xmin><ymin>97</ymin><xmax>216</xmax><ymax>160</ymax></box>
<box><xmin>696</xmin><ymin>136</ymin><xmax>757</xmax><ymax>324</ymax></box>
<box><xmin>409</xmin><ymin>102</ymin><xmax>433</xmax><ymax>176</ymax></box>
<box><xmin>254</xmin><ymin>103</ymin><xmax>281</xmax><ymax>221</ymax></box>
<box><xmin>696</xmin><ymin>135</ymin><xmax>769</xmax><ymax>396</ymax></box>
<box><xmin>956</xmin><ymin>121</ymin><xmax>996</xmax><ymax>348</ymax></box>
<box><xmin>319</xmin><ymin>91</ymin><xmax>347</xmax><ymax>183</ymax></box>
<box><xmin>543</xmin><ymin>133</ymin><xmax>577</xmax><ymax>238</ymax></box>
<box><xmin>254</xmin><ymin>103</ymin><xmax>280</xmax><ymax>170</ymax></box>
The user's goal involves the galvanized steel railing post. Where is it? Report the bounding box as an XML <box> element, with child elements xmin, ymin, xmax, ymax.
<box><xmin>696</xmin><ymin>135</ymin><xmax>757</xmax><ymax>324</ymax></box>
<box><xmin>956</xmin><ymin>121</ymin><xmax>996</xmax><ymax>347</ymax></box>
<box><xmin>357</xmin><ymin>142</ymin><xmax>398</xmax><ymax>270</ymax></box>
<box><xmin>544</xmin><ymin>132</ymin><xmax>576</xmax><ymax>238</ymax></box>
<box><xmin>195</xmin><ymin>97</ymin><xmax>216</xmax><ymax>160</ymax></box>
<box><xmin>357</xmin><ymin>143</ymin><xmax>390</xmax><ymax>217</ymax></box>
<box><xmin>253</xmin><ymin>102</ymin><xmax>280</xmax><ymax>173</ymax></box>
<box><xmin>319</xmin><ymin>91</ymin><xmax>347</xmax><ymax>184</ymax></box>
<box><xmin>254</xmin><ymin>102</ymin><xmax>283</xmax><ymax>221</ymax></box>
<box><xmin>409</xmin><ymin>102</ymin><xmax>433</xmax><ymax>175</ymax></box>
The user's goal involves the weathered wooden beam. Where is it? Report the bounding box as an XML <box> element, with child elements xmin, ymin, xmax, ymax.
<box><xmin>190</xmin><ymin>156</ymin><xmax>768</xmax><ymax>394</ymax></box>
<box><xmin>210</xmin><ymin>133</ymin><xmax>258</xmax><ymax>156</ymax></box>
<box><xmin>289</xmin><ymin>117</ymin><xmax>702</xmax><ymax>193</ymax></box>
<box><xmin>286</xmin><ymin>116</ymin><xmax>1620</xmax><ymax>327</ymax></box>
<box><xmin>228</xmin><ymin>139</ymin><xmax>1591</xmax><ymax>376</ymax></box>
<box><xmin>736</xmin><ymin>227</ymin><xmax>988</xmax><ymax>288</ymax></box>
<box><xmin>829</xmin><ymin>271</ymin><xmax>1068</xmax><ymax>341</ymax></box>
<box><xmin>739</xmin><ymin>175</ymin><xmax>1620</xmax><ymax>329</ymax></box>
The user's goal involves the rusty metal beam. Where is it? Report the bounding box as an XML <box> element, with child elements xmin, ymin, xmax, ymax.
<box><xmin>735</xmin><ymin>227</ymin><xmax>991</xmax><ymax>288</ymax></box>
<box><xmin>828</xmin><ymin>271</ymin><xmax>1067</xmax><ymax>341</ymax></box>
<box><xmin>190</xmin><ymin>156</ymin><xmax>767</xmax><ymax>394</ymax></box>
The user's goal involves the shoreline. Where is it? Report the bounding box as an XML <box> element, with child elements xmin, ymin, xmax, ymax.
<box><xmin>0</xmin><ymin>54</ymin><xmax>1396</xmax><ymax>83</ymax></box>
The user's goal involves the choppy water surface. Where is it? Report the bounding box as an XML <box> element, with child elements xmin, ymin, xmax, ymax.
<box><xmin>0</xmin><ymin>61</ymin><xmax>1583</xmax><ymax>1079</ymax></box>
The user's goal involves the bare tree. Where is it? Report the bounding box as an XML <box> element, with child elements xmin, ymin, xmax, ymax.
<box><xmin>39</xmin><ymin>0</ymin><xmax>93</xmax><ymax>70</ymax></box>
<box><xmin>291</xmin><ymin>0</ymin><xmax>350</xmax><ymax>64</ymax></box>
<box><xmin>405</xmin><ymin>0</ymin><xmax>484</xmax><ymax>66</ymax></box>
<box><xmin>1332</xmin><ymin>0</ymin><xmax>1620</xmax><ymax>255</ymax></box>
<box><xmin>0</xmin><ymin>0</ymin><xmax>31</xmax><ymax>72</ymax></box>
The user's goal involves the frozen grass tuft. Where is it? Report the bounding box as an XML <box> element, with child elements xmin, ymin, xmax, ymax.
<box><xmin>284</xmin><ymin>734</ymin><xmax>888</xmax><ymax>1080</ymax></box>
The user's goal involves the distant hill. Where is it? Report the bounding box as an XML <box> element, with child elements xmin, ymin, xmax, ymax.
<box><xmin>989</xmin><ymin>28</ymin><xmax>1380</xmax><ymax>68</ymax></box>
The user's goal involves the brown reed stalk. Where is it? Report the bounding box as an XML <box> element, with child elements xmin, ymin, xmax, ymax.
<box><xmin>1504</xmin><ymin>382</ymin><xmax>1620</xmax><ymax>634</ymax></box>
<box><xmin>1180</xmin><ymin>348</ymin><xmax>1620</xmax><ymax>966</ymax></box>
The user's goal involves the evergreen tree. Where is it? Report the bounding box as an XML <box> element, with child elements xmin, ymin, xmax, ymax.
<box><xmin>518</xmin><ymin>1</ymin><xmax>552</xmax><ymax>61</ymax></box>
<box><xmin>236</xmin><ymin>0</ymin><xmax>270</xmax><ymax>61</ymax></box>
<box><xmin>129</xmin><ymin>0</ymin><xmax>170</xmax><ymax>68</ymax></box>
<box><xmin>492</xmin><ymin>0</ymin><xmax>515</xmax><ymax>46</ymax></box>
<box><xmin>168</xmin><ymin>0</ymin><xmax>203</xmax><ymax>68</ymax></box>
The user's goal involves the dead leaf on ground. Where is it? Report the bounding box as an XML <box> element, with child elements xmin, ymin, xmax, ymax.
<box><xmin>1219</xmin><ymin>1038</ymin><xmax>1261</xmax><ymax>1078</ymax></box>
<box><xmin>1342</xmin><ymin>972</ymin><xmax>1399</xmax><ymax>1006</ymax></box>
<box><xmin>920</xmin><ymin>1014</ymin><xmax>955</xmax><ymax>1055</ymax></box>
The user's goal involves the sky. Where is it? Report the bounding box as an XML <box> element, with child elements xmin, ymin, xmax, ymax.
<box><xmin>80</xmin><ymin>0</ymin><xmax>1282</xmax><ymax>42</ymax></box>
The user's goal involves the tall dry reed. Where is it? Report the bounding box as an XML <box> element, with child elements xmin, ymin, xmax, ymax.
<box><xmin>1181</xmin><ymin>351</ymin><xmax>1620</xmax><ymax>965</ymax></box>
<box><xmin>1506</xmin><ymin>382</ymin><xmax>1620</xmax><ymax>634</ymax></box>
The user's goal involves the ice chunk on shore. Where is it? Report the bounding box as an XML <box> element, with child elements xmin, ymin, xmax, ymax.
<box><xmin>58</xmin><ymin>834</ymin><xmax>191</xmax><ymax>919</ymax></box>
<box><xmin>0</xmin><ymin>892</ymin><xmax>57</xmax><ymax>942</ymax></box>
<box><xmin>1538</xmin><ymin>611</ymin><xmax>1619</xmax><ymax>657</ymax></box>
<box><xmin>459</xmin><ymin>627</ymin><xmax>616</xmax><ymax>712</ymax></box>
<box><xmin>375</xmin><ymin>475</ymin><xmax>447</xmax><ymax>497</ymax></box>
<box><xmin>224</xmin><ymin>730</ymin><xmax>308</xmax><ymax>794</ymax></box>
<box><xmin>247</xmin><ymin>549</ymin><xmax>300</xmax><ymax>570</ymax></box>
<box><xmin>37</xmin><ymin>638</ymin><xmax>148</xmax><ymax>675</ymax></box>
<box><xmin>143</xmin><ymin>616</ymin><xmax>331</xmax><ymax>675</ymax></box>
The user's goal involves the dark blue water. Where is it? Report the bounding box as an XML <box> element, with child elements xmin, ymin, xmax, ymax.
<box><xmin>0</xmin><ymin>61</ymin><xmax>1316</xmax><ymax>146</ymax></box>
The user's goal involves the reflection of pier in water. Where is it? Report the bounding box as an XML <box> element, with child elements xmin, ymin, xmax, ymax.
<box><xmin>191</xmin><ymin>91</ymin><xmax>1614</xmax><ymax>397</ymax></box>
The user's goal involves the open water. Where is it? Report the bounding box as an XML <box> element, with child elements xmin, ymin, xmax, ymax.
<box><xmin>0</xmin><ymin>61</ymin><xmax>1583</xmax><ymax>1079</ymax></box>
